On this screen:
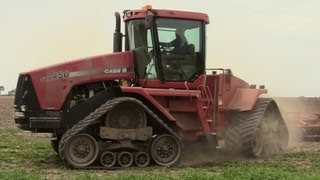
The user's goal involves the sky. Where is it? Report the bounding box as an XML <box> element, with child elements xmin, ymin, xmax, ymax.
<box><xmin>0</xmin><ymin>0</ymin><xmax>319</xmax><ymax>97</ymax></box>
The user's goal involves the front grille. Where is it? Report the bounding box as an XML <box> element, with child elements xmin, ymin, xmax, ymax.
<box><xmin>14</xmin><ymin>75</ymin><xmax>25</xmax><ymax>108</ymax></box>
<box><xmin>14</xmin><ymin>74</ymin><xmax>41</xmax><ymax>112</ymax></box>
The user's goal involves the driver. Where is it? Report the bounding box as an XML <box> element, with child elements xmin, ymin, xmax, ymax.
<box><xmin>160</xmin><ymin>27</ymin><xmax>188</xmax><ymax>54</ymax></box>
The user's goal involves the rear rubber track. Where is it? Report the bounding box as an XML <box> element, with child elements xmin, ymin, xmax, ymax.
<box><xmin>225</xmin><ymin>98</ymin><xmax>288</xmax><ymax>157</ymax></box>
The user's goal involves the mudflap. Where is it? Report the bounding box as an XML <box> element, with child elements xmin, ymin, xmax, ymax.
<box><xmin>205</xmin><ymin>134</ymin><xmax>218</xmax><ymax>151</ymax></box>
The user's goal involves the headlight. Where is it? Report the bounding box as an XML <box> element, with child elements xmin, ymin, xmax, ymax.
<box><xmin>21</xmin><ymin>105</ymin><xmax>27</xmax><ymax>112</ymax></box>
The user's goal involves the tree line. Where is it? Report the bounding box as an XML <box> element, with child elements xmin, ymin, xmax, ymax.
<box><xmin>0</xmin><ymin>86</ymin><xmax>16</xmax><ymax>96</ymax></box>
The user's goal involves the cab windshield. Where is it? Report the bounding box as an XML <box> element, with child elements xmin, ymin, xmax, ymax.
<box><xmin>128</xmin><ymin>18</ymin><xmax>204</xmax><ymax>81</ymax></box>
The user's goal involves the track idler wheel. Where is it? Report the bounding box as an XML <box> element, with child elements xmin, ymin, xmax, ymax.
<box><xmin>150</xmin><ymin>134</ymin><xmax>182</xmax><ymax>166</ymax></box>
<box><xmin>63</xmin><ymin>133</ymin><xmax>99</xmax><ymax>168</ymax></box>
<box><xmin>100</xmin><ymin>151</ymin><xmax>117</xmax><ymax>168</ymax></box>
<box><xmin>117</xmin><ymin>151</ymin><xmax>133</xmax><ymax>167</ymax></box>
<box><xmin>134</xmin><ymin>152</ymin><xmax>150</xmax><ymax>167</ymax></box>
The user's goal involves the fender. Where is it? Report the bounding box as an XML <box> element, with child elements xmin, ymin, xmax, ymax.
<box><xmin>24</xmin><ymin>52</ymin><xmax>134</xmax><ymax>110</ymax></box>
<box><xmin>121</xmin><ymin>87</ymin><xmax>179</xmax><ymax>121</ymax></box>
<box><xmin>226</xmin><ymin>88</ymin><xmax>268</xmax><ymax>111</ymax></box>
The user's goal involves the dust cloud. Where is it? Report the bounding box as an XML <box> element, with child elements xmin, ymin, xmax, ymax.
<box><xmin>275</xmin><ymin>97</ymin><xmax>320</xmax><ymax>148</ymax></box>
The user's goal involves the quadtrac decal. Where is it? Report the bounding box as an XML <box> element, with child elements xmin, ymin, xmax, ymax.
<box><xmin>40</xmin><ymin>66</ymin><xmax>133</xmax><ymax>82</ymax></box>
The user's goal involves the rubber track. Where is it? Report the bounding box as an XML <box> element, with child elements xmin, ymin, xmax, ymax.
<box><xmin>241</xmin><ymin>98</ymin><xmax>271</xmax><ymax>156</ymax></box>
<box><xmin>225</xmin><ymin>98</ymin><xmax>287</xmax><ymax>156</ymax></box>
<box><xmin>58</xmin><ymin>97</ymin><xmax>180</xmax><ymax>168</ymax></box>
<box><xmin>224</xmin><ymin>111</ymin><xmax>248</xmax><ymax>152</ymax></box>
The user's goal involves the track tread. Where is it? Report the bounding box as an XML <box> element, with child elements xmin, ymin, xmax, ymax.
<box><xmin>241</xmin><ymin>98</ymin><xmax>271</xmax><ymax>156</ymax></box>
<box><xmin>224</xmin><ymin>112</ymin><xmax>246</xmax><ymax>151</ymax></box>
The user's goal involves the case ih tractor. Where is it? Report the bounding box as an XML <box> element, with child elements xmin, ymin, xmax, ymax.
<box><xmin>13</xmin><ymin>6</ymin><xmax>288</xmax><ymax>168</ymax></box>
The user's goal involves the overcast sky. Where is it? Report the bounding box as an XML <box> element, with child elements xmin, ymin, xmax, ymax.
<box><xmin>0</xmin><ymin>0</ymin><xmax>319</xmax><ymax>97</ymax></box>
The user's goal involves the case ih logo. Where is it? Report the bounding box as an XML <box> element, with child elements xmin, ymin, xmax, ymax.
<box><xmin>104</xmin><ymin>68</ymin><xmax>127</xmax><ymax>74</ymax></box>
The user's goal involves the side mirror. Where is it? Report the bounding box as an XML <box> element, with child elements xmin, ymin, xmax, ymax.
<box><xmin>145</xmin><ymin>9</ymin><xmax>157</xmax><ymax>29</ymax></box>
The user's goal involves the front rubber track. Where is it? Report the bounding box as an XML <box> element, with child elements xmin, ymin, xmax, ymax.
<box><xmin>58</xmin><ymin>97</ymin><xmax>181</xmax><ymax>169</ymax></box>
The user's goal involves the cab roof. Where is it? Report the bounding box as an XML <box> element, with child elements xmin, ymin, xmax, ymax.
<box><xmin>123</xmin><ymin>8</ymin><xmax>210</xmax><ymax>24</ymax></box>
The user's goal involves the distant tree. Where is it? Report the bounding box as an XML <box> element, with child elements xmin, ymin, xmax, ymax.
<box><xmin>8</xmin><ymin>89</ymin><xmax>16</xmax><ymax>96</ymax></box>
<box><xmin>0</xmin><ymin>86</ymin><xmax>4</xmax><ymax>95</ymax></box>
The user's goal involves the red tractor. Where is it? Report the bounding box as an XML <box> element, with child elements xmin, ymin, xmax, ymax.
<box><xmin>13</xmin><ymin>6</ymin><xmax>288</xmax><ymax>168</ymax></box>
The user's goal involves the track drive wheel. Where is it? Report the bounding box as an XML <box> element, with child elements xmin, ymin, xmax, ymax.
<box><xmin>63</xmin><ymin>133</ymin><xmax>99</xmax><ymax>168</ymax></box>
<box><xmin>150</xmin><ymin>134</ymin><xmax>182</xmax><ymax>166</ymax></box>
<box><xmin>105</xmin><ymin>101</ymin><xmax>146</xmax><ymax>129</ymax></box>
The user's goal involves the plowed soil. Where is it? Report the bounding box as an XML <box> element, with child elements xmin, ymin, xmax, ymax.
<box><xmin>0</xmin><ymin>96</ymin><xmax>15</xmax><ymax>129</ymax></box>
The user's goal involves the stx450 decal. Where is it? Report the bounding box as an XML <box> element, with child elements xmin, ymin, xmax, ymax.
<box><xmin>41</xmin><ymin>67</ymin><xmax>133</xmax><ymax>82</ymax></box>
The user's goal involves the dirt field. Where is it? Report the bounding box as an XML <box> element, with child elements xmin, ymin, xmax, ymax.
<box><xmin>1</xmin><ymin>96</ymin><xmax>320</xmax><ymax>179</ymax></box>
<box><xmin>0</xmin><ymin>96</ymin><xmax>15</xmax><ymax>129</ymax></box>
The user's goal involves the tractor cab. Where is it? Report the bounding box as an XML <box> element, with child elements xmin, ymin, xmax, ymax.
<box><xmin>120</xmin><ymin>6</ymin><xmax>209</xmax><ymax>88</ymax></box>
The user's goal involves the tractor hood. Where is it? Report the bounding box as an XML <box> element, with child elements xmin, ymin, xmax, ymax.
<box><xmin>18</xmin><ymin>51</ymin><xmax>134</xmax><ymax>110</ymax></box>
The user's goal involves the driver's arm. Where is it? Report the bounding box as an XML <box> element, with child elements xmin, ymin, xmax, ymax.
<box><xmin>159</xmin><ymin>42</ymin><xmax>170</xmax><ymax>47</ymax></box>
<box><xmin>160</xmin><ymin>38</ymin><xmax>177</xmax><ymax>47</ymax></box>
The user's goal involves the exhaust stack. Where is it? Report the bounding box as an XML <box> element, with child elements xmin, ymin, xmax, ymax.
<box><xmin>113</xmin><ymin>12</ymin><xmax>122</xmax><ymax>52</ymax></box>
